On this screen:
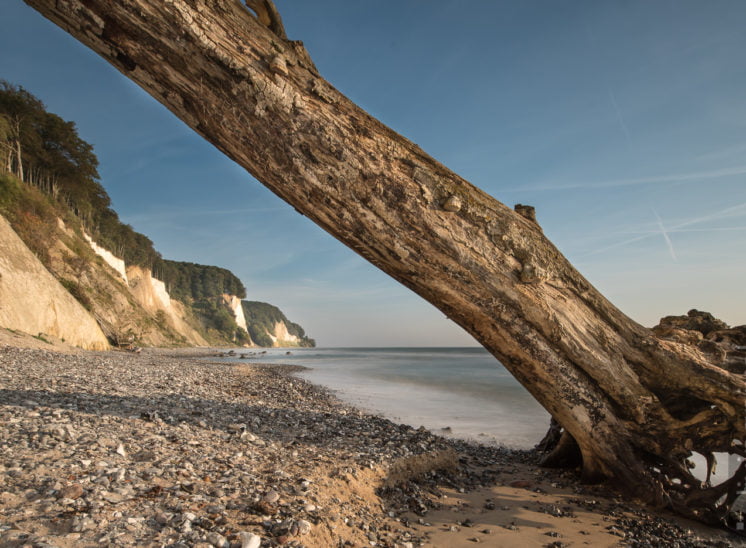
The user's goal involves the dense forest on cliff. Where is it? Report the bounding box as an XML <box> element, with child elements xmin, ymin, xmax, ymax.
<box><xmin>242</xmin><ymin>301</ymin><xmax>315</xmax><ymax>348</ymax></box>
<box><xmin>0</xmin><ymin>80</ymin><xmax>162</xmax><ymax>268</ymax></box>
<box><xmin>158</xmin><ymin>260</ymin><xmax>246</xmax><ymax>301</ymax></box>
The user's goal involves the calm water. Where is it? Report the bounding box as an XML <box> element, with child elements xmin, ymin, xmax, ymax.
<box><xmin>211</xmin><ymin>347</ymin><xmax>730</xmax><ymax>482</ymax></box>
<box><xmin>215</xmin><ymin>347</ymin><xmax>550</xmax><ymax>448</ymax></box>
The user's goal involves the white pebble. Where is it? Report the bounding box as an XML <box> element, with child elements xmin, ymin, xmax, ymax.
<box><xmin>238</xmin><ymin>531</ymin><xmax>261</xmax><ymax>548</ymax></box>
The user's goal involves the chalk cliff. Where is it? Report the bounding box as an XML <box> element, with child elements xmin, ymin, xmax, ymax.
<box><xmin>223</xmin><ymin>294</ymin><xmax>249</xmax><ymax>332</ymax></box>
<box><xmin>44</xmin><ymin>225</ymin><xmax>204</xmax><ymax>348</ymax></box>
<box><xmin>269</xmin><ymin>320</ymin><xmax>300</xmax><ymax>346</ymax></box>
<box><xmin>0</xmin><ymin>215</ymin><xmax>109</xmax><ymax>350</ymax></box>
<box><xmin>83</xmin><ymin>232</ymin><xmax>128</xmax><ymax>283</ymax></box>
<box><xmin>126</xmin><ymin>265</ymin><xmax>209</xmax><ymax>346</ymax></box>
<box><xmin>126</xmin><ymin>265</ymin><xmax>172</xmax><ymax>312</ymax></box>
<box><xmin>0</xmin><ymin>205</ymin><xmax>311</xmax><ymax>349</ymax></box>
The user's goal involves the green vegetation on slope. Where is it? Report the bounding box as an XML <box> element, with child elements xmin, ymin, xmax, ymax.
<box><xmin>191</xmin><ymin>299</ymin><xmax>251</xmax><ymax>346</ymax></box>
<box><xmin>0</xmin><ymin>83</ymin><xmax>241</xmax><ymax>343</ymax></box>
<box><xmin>0</xmin><ymin>172</ymin><xmax>62</xmax><ymax>266</ymax></box>
<box><xmin>0</xmin><ymin>81</ymin><xmax>102</xmax><ymax>220</ymax></box>
<box><xmin>159</xmin><ymin>260</ymin><xmax>246</xmax><ymax>301</ymax></box>
<box><xmin>157</xmin><ymin>260</ymin><xmax>249</xmax><ymax>344</ymax></box>
<box><xmin>242</xmin><ymin>301</ymin><xmax>315</xmax><ymax>347</ymax></box>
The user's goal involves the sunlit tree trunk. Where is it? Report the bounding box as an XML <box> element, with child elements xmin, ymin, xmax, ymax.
<box><xmin>24</xmin><ymin>0</ymin><xmax>745</xmax><ymax>524</ymax></box>
<box><xmin>10</xmin><ymin>117</ymin><xmax>23</xmax><ymax>181</ymax></box>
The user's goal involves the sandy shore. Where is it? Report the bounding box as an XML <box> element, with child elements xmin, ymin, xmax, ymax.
<box><xmin>0</xmin><ymin>336</ymin><xmax>742</xmax><ymax>547</ymax></box>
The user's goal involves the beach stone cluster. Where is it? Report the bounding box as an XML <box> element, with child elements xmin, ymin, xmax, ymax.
<box><xmin>0</xmin><ymin>346</ymin><xmax>739</xmax><ymax>547</ymax></box>
<box><xmin>0</xmin><ymin>346</ymin><xmax>464</xmax><ymax>547</ymax></box>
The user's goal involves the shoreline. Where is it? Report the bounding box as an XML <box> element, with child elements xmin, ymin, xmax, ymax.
<box><xmin>209</xmin><ymin>346</ymin><xmax>551</xmax><ymax>451</ymax></box>
<box><xmin>0</xmin><ymin>343</ymin><xmax>741</xmax><ymax>547</ymax></box>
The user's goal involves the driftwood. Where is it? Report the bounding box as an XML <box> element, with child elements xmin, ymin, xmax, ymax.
<box><xmin>24</xmin><ymin>0</ymin><xmax>745</xmax><ymax>525</ymax></box>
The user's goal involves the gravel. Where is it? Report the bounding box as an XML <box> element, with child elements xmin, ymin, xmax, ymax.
<box><xmin>0</xmin><ymin>345</ymin><xmax>740</xmax><ymax>547</ymax></box>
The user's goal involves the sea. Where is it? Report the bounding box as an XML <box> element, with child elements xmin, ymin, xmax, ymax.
<box><xmin>211</xmin><ymin>346</ymin><xmax>729</xmax><ymax>482</ymax></box>
<box><xmin>214</xmin><ymin>346</ymin><xmax>550</xmax><ymax>449</ymax></box>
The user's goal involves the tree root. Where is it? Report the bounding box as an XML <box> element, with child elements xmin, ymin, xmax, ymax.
<box><xmin>668</xmin><ymin>461</ymin><xmax>746</xmax><ymax>526</ymax></box>
<box><xmin>537</xmin><ymin>417</ymin><xmax>746</xmax><ymax>528</ymax></box>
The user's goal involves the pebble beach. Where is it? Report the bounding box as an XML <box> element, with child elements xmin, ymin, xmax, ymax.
<box><xmin>0</xmin><ymin>332</ymin><xmax>742</xmax><ymax>547</ymax></box>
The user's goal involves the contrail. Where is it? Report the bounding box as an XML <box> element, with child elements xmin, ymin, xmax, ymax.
<box><xmin>586</xmin><ymin>201</ymin><xmax>746</xmax><ymax>256</ymax></box>
<box><xmin>669</xmin><ymin>200</ymin><xmax>746</xmax><ymax>229</ymax></box>
<box><xmin>652</xmin><ymin>208</ymin><xmax>677</xmax><ymax>261</ymax></box>
<box><xmin>617</xmin><ymin>226</ymin><xmax>746</xmax><ymax>234</ymax></box>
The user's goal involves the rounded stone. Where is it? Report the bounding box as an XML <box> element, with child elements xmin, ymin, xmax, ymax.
<box><xmin>263</xmin><ymin>490</ymin><xmax>280</xmax><ymax>504</ymax></box>
<box><xmin>57</xmin><ymin>484</ymin><xmax>84</xmax><ymax>500</ymax></box>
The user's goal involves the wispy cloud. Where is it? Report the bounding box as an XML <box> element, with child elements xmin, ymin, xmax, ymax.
<box><xmin>517</xmin><ymin>165</ymin><xmax>746</xmax><ymax>192</ymax></box>
<box><xmin>618</xmin><ymin>226</ymin><xmax>746</xmax><ymax>234</ymax></box>
<box><xmin>652</xmin><ymin>208</ymin><xmax>677</xmax><ymax>260</ymax></box>
<box><xmin>695</xmin><ymin>141</ymin><xmax>746</xmax><ymax>164</ymax></box>
<box><xmin>670</xmin><ymin>200</ymin><xmax>746</xmax><ymax>227</ymax></box>
<box><xmin>587</xmin><ymin>201</ymin><xmax>746</xmax><ymax>256</ymax></box>
<box><xmin>259</xmin><ymin>276</ymin><xmax>406</xmax><ymax>306</ymax></box>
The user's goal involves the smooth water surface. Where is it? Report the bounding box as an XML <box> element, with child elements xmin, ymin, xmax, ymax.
<box><xmin>215</xmin><ymin>347</ymin><xmax>550</xmax><ymax>448</ymax></box>
<box><xmin>211</xmin><ymin>347</ymin><xmax>731</xmax><ymax>482</ymax></box>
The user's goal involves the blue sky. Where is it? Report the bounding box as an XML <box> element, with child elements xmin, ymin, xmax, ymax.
<box><xmin>1</xmin><ymin>1</ymin><xmax>745</xmax><ymax>346</ymax></box>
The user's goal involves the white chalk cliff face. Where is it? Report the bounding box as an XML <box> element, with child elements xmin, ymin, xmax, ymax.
<box><xmin>83</xmin><ymin>232</ymin><xmax>128</xmax><ymax>283</ymax></box>
<box><xmin>223</xmin><ymin>294</ymin><xmax>248</xmax><ymax>332</ymax></box>
<box><xmin>127</xmin><ymin>266</ymin><xmax>171</xmax><ymax>311</ymax></box>
<box><xmin>73</xmin><ymin>239</ymin><xmax>174</xmax><ymax>319</ymax></box>
<box><xmin>0</xmin><ymin>215</ymin><xmax>109</xmax><ymax>350</ymax></box>
<box><xmin>126</xmin><ymin>265</ymin><xmax>208</xmax><ymax>346</ymax></box>
<box><xmin>151</xmin><ymin>277</ymin><xmax>171</xmax><ymax>309</ymax></box>
<box><xmin>269</xmin><ymin>321</ymin><xmax>300</xmax><ymax>346</ymax></box>
<box><xmin>81</xmin><ymin>235</ymin><xmax>245</xmax><ymax>347</ymax></box>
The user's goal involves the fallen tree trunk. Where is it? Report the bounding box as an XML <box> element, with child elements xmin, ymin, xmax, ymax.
<box><xmin>25</xmin><ymin>0</ymin><xmax>745</xmax><ymax>524</ymax></box>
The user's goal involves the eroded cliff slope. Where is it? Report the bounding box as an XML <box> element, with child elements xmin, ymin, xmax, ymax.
<box><xmin>0</xmin><ymin>215</ymin><xmax>109</xmax><ymax>350</ymax></box>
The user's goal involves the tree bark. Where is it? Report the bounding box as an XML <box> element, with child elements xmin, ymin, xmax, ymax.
<box><xmin>24</xmin><ymin>0</ymin><xmax>745</xmax><ymax>524</ymax></box>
